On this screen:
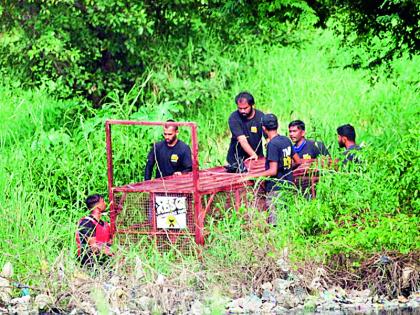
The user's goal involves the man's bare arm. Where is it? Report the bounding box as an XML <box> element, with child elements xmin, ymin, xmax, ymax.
<box><xmin>237</xmin><ymin>135</ymin><xmax>258</xmax><ymax>160</ymax></box>
<box><xmin>250</xmin><ymin>161</ymin><xmax>278</xmax><ymax>178</ymax></box>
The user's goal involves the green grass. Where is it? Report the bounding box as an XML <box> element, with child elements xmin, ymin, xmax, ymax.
<box><xmin>0</xmin><ymin>29</ymin><xmax>419</xmax><ymax>286</ymax></box>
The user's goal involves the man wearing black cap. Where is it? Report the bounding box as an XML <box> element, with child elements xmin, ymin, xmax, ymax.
<box><xmin>251</xmin><ymin>114</ymin><xmax>300</xmax><ymax>223</ymax></box>
<box><xmin>226</xmin><ymin>92</ymin><xmax>265</xmax><ymax>166</ymax></box>
<box><xmin>257</xmin><ymin>114</ymin><xmax>301</xmax><ymax>191</ymax></box>
<box><xmin>337</xmin><ymin>124</ymin><xmax>361</xmax><ymax>164</ymax></box>
<box><xmin>288</xmin><ymin>120</ymin><xmax>329</xmax><ymax>160</ymax></box>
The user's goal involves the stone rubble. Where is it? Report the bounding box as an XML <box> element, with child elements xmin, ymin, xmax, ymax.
<box><xmin>0</xmin><ymin>259</ymin><xmax>419</xmax><ymax>314</ymax></box>
<box><xmin>225</xmin><ymin>275</ymin><xmax>420</xmax><ymax>314</ymax></box>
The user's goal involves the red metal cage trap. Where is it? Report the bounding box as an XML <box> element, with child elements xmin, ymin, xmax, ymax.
<box><xmin>106</xmin><ymin>120</ymin><xmax>321</xmax><ymax>249</ymax></box>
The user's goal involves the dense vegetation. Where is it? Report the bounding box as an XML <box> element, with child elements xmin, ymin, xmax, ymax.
<box><xmin>0</xmin><ymin>0</ymin><xmax>418</xmax><ymax>289</ymax></box>
<box><xmin>1</xmin><ymin>0</ymin><xmax>418</xmax><ymax>102</ymax></box>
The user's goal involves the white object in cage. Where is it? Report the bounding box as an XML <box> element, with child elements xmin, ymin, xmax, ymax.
<box><xmin>155</xmin><ymin>196</ymin><xmax>187</xmax><ymax>229</ymax></box>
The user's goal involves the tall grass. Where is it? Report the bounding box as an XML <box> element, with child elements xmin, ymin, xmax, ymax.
<box><xmin>0</xmin><ymin>29</ymin><xmax>418</xmax><ymax>282</ymax></box>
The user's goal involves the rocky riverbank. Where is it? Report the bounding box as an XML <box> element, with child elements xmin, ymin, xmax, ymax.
<box><xmin>225</xmin><ymin>280</ymin><xmax>420</xmax><ymax>314</ymax></box>
<box><xmin>1</xmin><ymin>253</ymin><xmax>419</xmax><ymax>314</ymax></box>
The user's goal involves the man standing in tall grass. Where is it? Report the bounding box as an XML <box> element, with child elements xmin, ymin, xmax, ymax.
<box><xmin>253</xmin><ymin>114</ymin><xmax>300</xmax><ymax>224</ymax></box>
<box><xmin>226</xmin><ymin>92</ymin><xmax>265</xmax><ymax>168</ymax></box>
<box><xmin>76</xmin><ymin>194</ymin><xmax>113</xmax><ymax>268</ymax></box>
<box><xmin>288</xmin><ymin>120</ymin><xmax>329</xmax><ymax>160</ymax></box>
<box><xmin>337</xmin><ymin>124</ymin><xmax>361</xmax><ymax>164</ymax></box>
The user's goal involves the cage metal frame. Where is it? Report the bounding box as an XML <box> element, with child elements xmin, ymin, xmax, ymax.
<box><xmin>105</xmin><ymin>119</ymin><xmax>207</xmax><ymax>244</ymax></box>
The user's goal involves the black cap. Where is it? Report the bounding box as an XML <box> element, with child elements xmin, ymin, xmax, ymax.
<box><xmin>262</xmin><ymin>113</ymin><xmax>278</xmax><ymax>129</ymax></box>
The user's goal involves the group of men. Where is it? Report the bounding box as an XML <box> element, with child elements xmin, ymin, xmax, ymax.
<box><xmin>77</xmin><ymin>91</ymin><xmax>361</xmax><ymax>267</ymax></box>
<box><xmin>143</xmin><ymin>91</ymin><xmax>360</xmax><ymax>185</ymax></box>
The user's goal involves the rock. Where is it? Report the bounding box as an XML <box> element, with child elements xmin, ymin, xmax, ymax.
<box><xmin>356</xmin><ymin>288</ymin><xmax>371</xmax><ymax>298</ymax></box>
<box><xmin>242</xmin><ymin>294</ymin><xmax>262</xmax><ymax>312</ymax></box>
<box><xmin>276</xmin><ymin>291</ymin><xmax>299</xmax><ymax>309</ymax></box>
<box><xmin>276</xmin><ymin>258</ymin><xmax>290</xmax><ymax>273</ymax></box>
<box><xmin>108</xmin><ymin>275</ymin><xmax>120</xmax><ymax>286</ymax></box>
<box><xmin>383</xmin><ymin>299</ymin><xmax>399</xmax><ymax>310</ymax></box>
<box><xmin>109</xmin><ymin>287</ymin><xmax>128</xmax><ymax>310</ymax></box>
<box><xmin>272</xmin><ymin>305</ymin><xmax>289</xmax><ymax>314</ymax></box>
<box><xmin>308</xmin><ymin>267</ymin><xmax>328</xmax><ymax>292</ymax></box>
<box><xmin>261</xmin><ymin>282</ymin><xmax>272</xmax><ymax>291</ymax></box>
<box><xmin>401</xmin><ymin>266</ymin><xmax>415</xmax><ymax>289</ymax></box>
<box><xmin>407</xmin><ymin>298</ymin><xmax>419</xmax><ymax>309</ymax></box>
<box><xmin>321</xmin><ymin>290</ymin><xmax>334</xmax><ymax>301</ymax></box>
<box><xmin>156</xmin><ymin>274</ymin><xmax>165</xmax><ymax>285</ymax></box>
<box><xmin>379</xmin><ymin>255</ymin><xmax>392</xmax><ymax>265</ymax></box>
<box><xmin>292</xmin><ymin>304</ymin><xmax>305</xmax><ymax>312</ymax></box>
<box><xmin>261</xmin><ymin>289</ymin><xmax>276</xmax><ymax>304</ymax></box>
<box><xmin>35</xmin><ymin>294</ymin><xmax>52</xmax><ymax>310</ymax></box>
<box><xmin>283</xmin><ymin>295</ymin><xmax>300</xmax><ymax>309</ymax></box>
<box><xmin>261</xmin><ymin>301</ymin><xmax>276</xmax><ymax>312</ymax></box>
<box><xmin>9</xmin><ymin>295</ymin><xmax>31</xmax><ymax>315</ymax></box>
<box><xmin>10</xmin><ymin>296</ymin><xmax>31</xmax><ymax>304</ymax></box>
<box><xmin>137</xmin><ymin>296</ymin><xmax>154</xmax><ymax>311</ymax></box>
<box><xmin>0</xmin><ymin>262</ymin><xmax>13</xmax><ymax>305</ymax></box>
<box><xmin>292</xmin><ymin>285</ymin><xmax>307</xmax><ymax>302</ymax></box>
<box><xmin>102</xmin><ymin>282</ymin><xmax>114</xmax><ymax>292</ymax></box>
<box><xmin>0</xmin><ymin>277</ymin><xmax>11</xmax><ymax>304</ymax></box>
<box><xmin>227</xmin><ymin>297</ymin><xmax>244</xmax><ymax>310</ymax></box>
<box><xmin>329</xmin><ymin>286</ymin><xmax>346</xmax><ymax>298</ymax></box>
<box><xmin>272</xmin><ymin>279</ymin><xmax>291</xmax><ymax>292</ymax></box>
<box><xmin>353</xmin><ymin>296</ymin><xmax>369</xmax><ymax>304</ymax></box>
<box><xmin>190</xmin><ymin>300</ymin><xmax>204</xmax><ymax>315</ymax></box>
<box><xmin>226</xmin><ymin>298</ymin><xmax>244</xmax><ymax>314</ymax></box>
<box><xmin>409</xmin><ymin>291</ymin><xmax>420</xmax><ymax>308</ymax></box>
<box><xmin>1</xmin><ymin>262</ymin><xmax>13</xmax><ymax>278</ymax></box>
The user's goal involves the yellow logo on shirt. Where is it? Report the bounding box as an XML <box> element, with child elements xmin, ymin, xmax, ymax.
<box><xmin>283</xmin><ymin>156</ymin><xmax>292</xmax><ymax>169</ymax></box>
<box><xmin>170</xmin><ymin>154</ymin><xmax>179</xmax><ymax>163</ymax></box>
<box><xmin>303</xmin><ymin>154</ymin><xmax>311</xmax><ymax>160</ymax></box>
<box><xmin>250</xmin><ymin>126</ymin><xmax>258</xmax><ymax>133</ymax></box>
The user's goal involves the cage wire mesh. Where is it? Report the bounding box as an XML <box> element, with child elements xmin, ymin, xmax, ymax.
<box><xmin>294</xmin><ymin>167</ymin><xmax>319</xmax><ymax>197</ymax></box>
<box><xmin>114</xmin><ymin>191</ymin><xmax>196</xmax><ymax>251</ymax></box>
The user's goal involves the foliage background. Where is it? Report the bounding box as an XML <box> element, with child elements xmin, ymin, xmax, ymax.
<box><xmin>0</xmin><ymin>0</ymin><xmax>418</xmax><ymax>287</ymax></box>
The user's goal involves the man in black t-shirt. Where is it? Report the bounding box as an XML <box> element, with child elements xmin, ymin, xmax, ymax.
<box><xmin>144</xmin><ymin>121</ymin><xmax>192</xmax><ymax>180</ymax></box>
<box><xmin>251</xmin><ymin>114</ymin><xmax>300</xmax><ymax>224</ymax></box>
<box><xmin>337</xmin><ymin>124</ymin><xmax>361</xmax><ymax>164</ymax></box>
<box><xmin>258</xmin><ymin>114</ymin><xmax>301</xmax><ymax>192</ymax></box>
<box><xmin>288</xmin><ymin>120</ymin><xmax>329</xmax><ymax>160</ymax></box>
<box><xmin>226</xmin><ymin>92</ymin><xmax>265</xmax><ymax>166</ymax></box>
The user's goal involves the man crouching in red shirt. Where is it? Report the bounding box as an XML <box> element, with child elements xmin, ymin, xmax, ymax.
<box><xmin>76</xmin><ymin>194</ymin><xmax>113</xmax><ymax>268</ymax></box>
